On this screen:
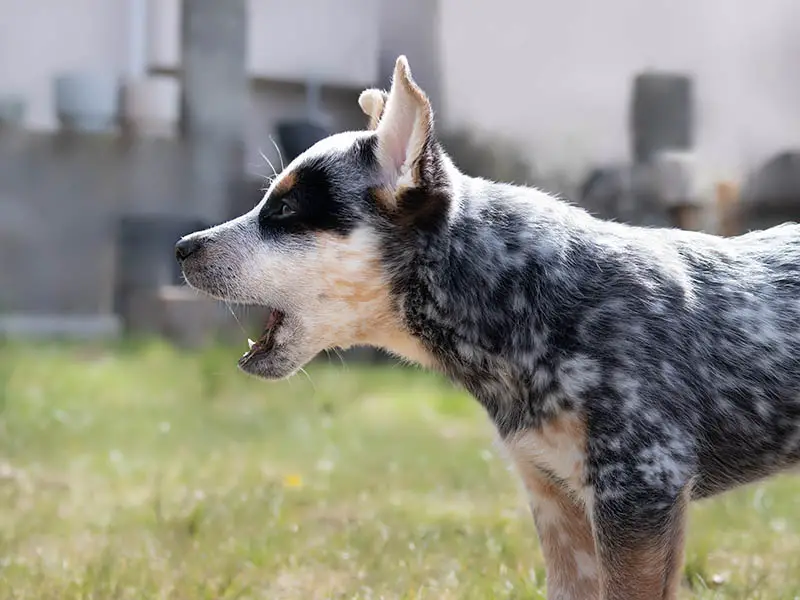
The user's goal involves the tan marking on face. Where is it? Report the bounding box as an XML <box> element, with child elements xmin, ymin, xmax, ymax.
<box><xmin>308</xmin><ymin>231</ymin><xmax>434</xmax><ymax>367</ymax></box>
<box><xmin>272</xmin><ymin>171</ymin><xmax>297</xmax><ymax>197</ymax></box>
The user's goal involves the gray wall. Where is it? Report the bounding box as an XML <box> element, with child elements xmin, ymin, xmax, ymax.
<box><xmin>0</xmin><ymin>133</ymin><xmax>195</xmax><ymax>315</ymax></box>
<box><xmin>438</xmin><ymin>0</ymin><xmax>800</xmax><ymax>186</ymax></box>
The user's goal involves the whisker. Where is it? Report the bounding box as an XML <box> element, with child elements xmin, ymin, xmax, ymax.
<box><xmin>297</xmin><ymin>366</ymin><xmax>317</xmax><ymax>396</ymax></box>
<box><xmin>269</xmin><ymin>135</ymin><xmax>285</xmax><ymax>171</ymax></box>
<box><xmin>225</xmin><ymin>302</ymin><xmax>248</xmax><ymax>337</ymax></box>
<box><xmin>332</xmin><ymin>347</ymin><xmax>349</xmax><ymax>371</ymax></box>
<box><xmin>259</xmin><ymin>148</ymin><xmax>279</xmax><ymax>180</ymax></box>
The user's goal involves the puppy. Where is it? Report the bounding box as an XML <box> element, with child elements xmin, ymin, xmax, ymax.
<box><xmin>176</xmin><ymin>56</ymin><xmax>800</xmax><ymax>599</ymax></box>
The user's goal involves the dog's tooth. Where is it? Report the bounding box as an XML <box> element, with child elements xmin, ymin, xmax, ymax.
<box><xmin>248</xmin><ymin>338</ymin><xmax>255</xmax><ymax>349</ymax></box>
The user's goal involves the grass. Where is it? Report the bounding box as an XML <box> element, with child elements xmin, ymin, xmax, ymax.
<box><xmin>0</xmin><ymin>340</ymin><xmax>798</xmax><ymax>599</ymax></box>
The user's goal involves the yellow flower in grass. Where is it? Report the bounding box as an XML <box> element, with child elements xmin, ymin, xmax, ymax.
<box><xmin>283</xmin><ymin>473</ymin><xmax>303</xmax><ymax>489</ymax></box>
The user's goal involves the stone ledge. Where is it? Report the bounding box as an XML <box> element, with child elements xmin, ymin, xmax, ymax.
<box><xmin>0</xmin><ymin>314</ymin><xmax>121</xmax><ymax>340</ymax></box>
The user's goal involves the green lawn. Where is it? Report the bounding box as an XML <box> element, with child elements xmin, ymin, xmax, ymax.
<box><xmin>0</xmin><ymin>341</ymin><xmax>798</xmax><ymax>599</ymax></box>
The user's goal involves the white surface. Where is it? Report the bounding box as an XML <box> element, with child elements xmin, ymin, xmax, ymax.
<box><xmin>148</xmin><ymin>0</ymin><xmax>380</xmax><ymax>87</ymax></box>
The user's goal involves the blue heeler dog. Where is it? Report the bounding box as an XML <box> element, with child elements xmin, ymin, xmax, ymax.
<box><xmin>176</xmin><ymin>56</ymin><xmax>800</xmax><ymax>599</ymax></box>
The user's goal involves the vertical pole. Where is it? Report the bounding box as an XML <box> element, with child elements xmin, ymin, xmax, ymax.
<box><xmin>180</xmin><ymin>0</ymin><xmax>248</xmax><ymax>222</ymax></box>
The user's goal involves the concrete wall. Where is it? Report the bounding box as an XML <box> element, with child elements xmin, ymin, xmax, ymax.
<box><xmin>0</xmin><ymin>0</ymin><xmax>380</xmax><ymax>133</ymax></box>
<box><xmin>439</xmin><ymin>0</ymin><xmax>800</xmax><ymax>185</ymax></box>
<box><xmin>0</xmin><ymin>132</ymin><xmax>195</xmax><ymax>315</ymax></box>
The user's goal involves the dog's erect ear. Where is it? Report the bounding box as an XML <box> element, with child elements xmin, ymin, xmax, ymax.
<box><xmin>374</xmin><ymin>56</ymin><xmax>434</xmax><ymax>190</ymax></box>
<box><xmin>358</xmin><ymin>88</ymin><xmax>388</xmax><ymax>130</ymax></box>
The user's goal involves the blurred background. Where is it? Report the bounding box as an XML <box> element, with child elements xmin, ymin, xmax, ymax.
<box><xmin>2</xmin><ymin>0</ymin><xmax>800</xmax><ymax>342</ymax></box>
<box><xmin>0</xmin><ymin>1</ymin><xmax>799</xmax><ymax>598</ymax></box>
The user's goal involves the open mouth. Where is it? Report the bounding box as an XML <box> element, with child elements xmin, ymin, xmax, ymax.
<box><xmin>239</xmin><ymin>308</ymin><xmax>285</xmax><ymax>368</ymax></box>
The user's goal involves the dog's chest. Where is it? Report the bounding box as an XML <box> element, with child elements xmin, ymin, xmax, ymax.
<box><xmin>504</xmin><ymin>411</ymin><xmax>589</xmax><ymax>500</ymax></box>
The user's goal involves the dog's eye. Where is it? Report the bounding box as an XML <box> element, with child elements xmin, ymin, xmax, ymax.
<box><xmin>275</xmin><ymin>201</ymin><xmax>297</xmax><ymax>219</ymax></box>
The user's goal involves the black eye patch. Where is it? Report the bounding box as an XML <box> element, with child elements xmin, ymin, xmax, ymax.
<box><xmin>261</xmin><ymin>196</ymin><xmax>299</xmax><ymax>220</ymax></box>
<box><xmin>258</xmin><ymin>159</ymin><xmax>356</xmax><ymax>237</ymax></box>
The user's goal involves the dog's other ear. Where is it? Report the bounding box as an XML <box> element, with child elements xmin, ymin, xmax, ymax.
<box><xmin>374</xmin><ymin>56</ymin><xmax>434</xmax><ymax>190</ymax></box>
<box><xmin>358</xmin><ymin>88</ymin><xmax>388</xmax><ymax>130</ymax></box>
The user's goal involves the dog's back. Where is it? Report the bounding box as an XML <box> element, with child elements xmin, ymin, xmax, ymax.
<box><xmin>653</xmin><ymin>222</ymin><xmax>800</xmax><ymax>496</ymax></box>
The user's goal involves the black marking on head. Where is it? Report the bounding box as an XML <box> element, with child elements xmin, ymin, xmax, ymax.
<box><xmin>394</xmin><ymin>187</ymin><xmax>451</xmax><ymax>233</ymax></box>
<box><xmin>258</xmin><ymin>157</ymin><xmax>357</xmax><ymax>238</ymax></box>
<box><xmin>353</xmin><ymin>134</ymin><xmax>380</xmax><ymax>170</ymax></box>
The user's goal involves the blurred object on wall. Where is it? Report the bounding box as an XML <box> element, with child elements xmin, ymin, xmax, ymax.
<box><xmin>630</xmin><ymin>72</ymin><xmax>694</xmax><ymax>164</ymax></box>
<box><xmin>739</xmin><ymin>150</ymin><xmax>800</xmax><ymax>230</ymax></box>
<box><xmin>0</xmin><ymin>95</ymin><xmax>27</xmax><ymax>129</ymax></box>
<box><xmin>653</xmin><ymin>150</ymin><xmax>703</xmax><ymax>230</ymax></box>
<box><xmin>579</xmin><ymin>165</ymin><xmax>634</xmax><ymax>222</ymax></box>
<box><xmin>121</xmin><ymin>75</ymin><xmax>180</xmax><ymax>139</ymax></box>
<box><xmin>53</xmin><ymin>72</ymin><xmax>122</xmax><ymax>134</ymax></box>
<box><xmin>123</xmin><ymin>285</ymin><xmax>232</xmax><ymax>349</ymax></box>
<box><xmin>275</xmin><ymin>79</ymin><xmax>332</xmax><ymax>162</ymax></box>
<box><xmin>715</xmin><ymin>181</ymin><xmax>741</xmax><ymax>237</ymax></box>
<box><xmin>275</xmin><ymin>121</ymin><xmax>330</xmax><ymax>163</ymax></box>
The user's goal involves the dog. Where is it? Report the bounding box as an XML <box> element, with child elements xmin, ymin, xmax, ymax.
<box><xmin>175</xmin><ymin>56</ymin><xmax>800</xmax><ymax>599</ymax></box>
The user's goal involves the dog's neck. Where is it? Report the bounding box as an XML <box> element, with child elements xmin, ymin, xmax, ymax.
<box><xmin>387</xmin><ymin>172</ymin><xmax>598</xmax><ymax>434</ymax></box>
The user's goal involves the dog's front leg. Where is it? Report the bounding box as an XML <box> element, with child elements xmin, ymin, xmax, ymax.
<box><xmin>521</xmin><ymin>468</ymin><xmax>600</xmax><ymax>600</ymax></box>
<box><xmin>592</xmin><ymin>484</ymin><xmax>690</xmax><ymax>600</ymax></box>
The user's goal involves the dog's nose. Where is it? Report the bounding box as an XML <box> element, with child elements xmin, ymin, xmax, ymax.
<box><xmin>175</xmin><ymin>236</ymin><xmax>202</xmax><ymax>261</ymax></box>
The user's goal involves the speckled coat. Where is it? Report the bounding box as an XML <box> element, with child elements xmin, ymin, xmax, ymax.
<box><xmin>177</xmin><ymin>57</ymin><xmax>800</xmax><ymax>600</ymax></box>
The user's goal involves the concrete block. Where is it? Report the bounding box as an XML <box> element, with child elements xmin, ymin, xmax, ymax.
<box><xmin>0</xmin><ymin>314</ymin><xmax>121</xmax><ymax>340</ymax></box>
